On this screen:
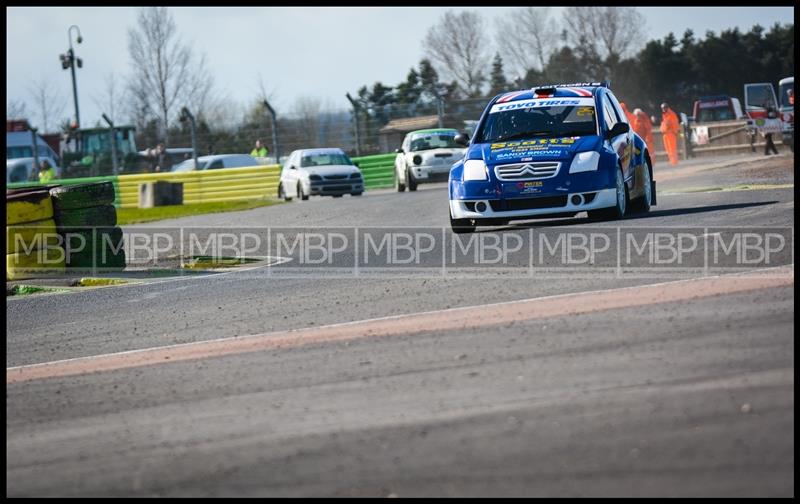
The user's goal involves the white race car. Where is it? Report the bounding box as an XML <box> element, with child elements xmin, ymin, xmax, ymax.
<box><xmin>394</xmin><ymin>128</ymin><xmax>466</xmax><ymax>192</ymax></box>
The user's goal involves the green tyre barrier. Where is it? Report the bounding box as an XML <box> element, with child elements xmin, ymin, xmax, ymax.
<box><xmin>6</xmin><ymin>190</ymin><xmax>54</xmax><ymax>226</ymax></box>
<box><xmin>6</xmin><ymin>246</ymin><xmax>66</xmax><ymax>281</ymax></box>
<box><xmin>62</xmin><ymin>227</ymin><xmax>125</xmax><ymax>270</ymax></box>
<box><xmin>6</xmin><ymin>218</ymin><xmax>59</xmax><ymax>255</ymax></box>
<box><xmin>50</xmin><ymin>181</ymin><xmax>116</xmax><ymax>211</ymax></box>
<box><xmin>55</xmin><ymin>204</ymin><xmax>117</xmax><ymax>229</ymax></box>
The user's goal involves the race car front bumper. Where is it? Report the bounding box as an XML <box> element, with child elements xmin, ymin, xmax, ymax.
<box><xmin>449</xmin><ymin>188</ymin><xmax>617</xmax><ymax>220</ymax></box>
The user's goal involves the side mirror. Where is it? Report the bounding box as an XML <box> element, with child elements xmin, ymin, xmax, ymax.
<box><xmin>289</xmin><ymin>165</ymin><xmax>296</xmax><ymax>170</ymax></box>
<box><xmin>395</xmin><ymin>147</ymin><xmax>403</xmax><ymax>153</ymax></box>
<box><xmin>606</xmin><ymin>122</ymin><xmax>629</xmax><ymax>139</ymax></box>
<box><xmin>454</xmin><ymin>133</ymin><xmax>469</xmax><ymax>146</ymax></box>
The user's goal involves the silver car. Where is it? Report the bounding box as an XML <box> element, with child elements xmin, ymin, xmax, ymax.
<box><xmin>170</xmin><ymin>154</ymin><xmax>259</xmax><ymax>172</ymax></box>
<box><xmin>278</xmin><ymin>148</ymin><xmax>363</xmax><ymax>200</ymax></box>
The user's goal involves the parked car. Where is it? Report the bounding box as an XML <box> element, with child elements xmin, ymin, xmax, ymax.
<box><xmin>6</xmin><ymin>157</ymin><xmax>62</xmax><ymax>184</ymax></box>
<box><xmin>691</xmin><ymin>95</ymin><xmax>744</xmax><ymax>123</ymax></box>
<box><xmin>744</xmin><ymin>79</ymin><xmax>794</xmax><ymax>151</ymax></box>
<box><xmin>278</xmin><ymin>148</ymin><xmax>363</xmax><ymax>200</ymax></box>
<box><xmin>448</xmin><ymin>82</ymin><xmax>656</xmax><ymax>233</ymax></box>
<box><xmin>394</xmin><ymin>128</ymin><xmax>466</xmax><ymax>192</ymax></box>
<box><xmin>170</xmin><ymin>154</ymin><xmax>259</xmax><ymax>172</ymax></box>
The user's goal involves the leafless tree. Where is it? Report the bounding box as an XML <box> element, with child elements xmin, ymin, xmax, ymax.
<box><xmin>93</xmin><ymin>72</ymin><xmax>128</xmax><ymax>124</ymax></box>
<box><xmin>561</xmin><ymin>7</ymin><xmax>646</xmax><ymax>61</ymax></box>
<box><xmin>495</xmin><ymin>7</ymin><xmax>558</xmax><ymax>77</ymax></box>
<box><xmin>127</xmin><ymin>7</ymin><xmax>213</xmax><ymax>144</ymax></box>
<box><xmin>423</xmin><ymin>10</ymin><xmax>491</xmax><ymax>97</ymax></box>
<box><xmin>7</xmin><ymin>99</ymin><xmax>27</xmax><ymax>119</ymax></box>
<box><xmin>28</xmin><ymin>78</ymin><xmax>67</xmax><ymax>133</ymax></box>
<box><xmin>291</xmin><ymin>96</ymin><xmax>322</xmax><ymax>147</ymax></box>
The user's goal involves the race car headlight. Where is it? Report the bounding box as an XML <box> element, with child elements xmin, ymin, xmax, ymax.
<box><xmin>569</xmin><ymin>151</ymin><xmax>600</xmax><ymax>174</ymax></box>
<box><xmin>463</xmin><ymin>159</ymin><xmax>488</xmax><ymax>181</ymax></box>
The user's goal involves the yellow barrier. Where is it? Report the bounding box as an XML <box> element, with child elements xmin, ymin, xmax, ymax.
<box><xmin>117</xmin><ymin>165</ymin><xmax>281</xmax><ymax>208</ymax></box>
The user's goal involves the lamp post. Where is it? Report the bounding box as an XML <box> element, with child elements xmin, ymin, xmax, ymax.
<box><xmin>60</xmin><ymin>25</ymin><xmax>83</xmax><ymax>130</ymax></box>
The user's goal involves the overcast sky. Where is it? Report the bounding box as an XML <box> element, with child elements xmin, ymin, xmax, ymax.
<box><xmin>6</xmin><ymin>6</ymin><xmax>794</xmax><ymax>129</ymax></box>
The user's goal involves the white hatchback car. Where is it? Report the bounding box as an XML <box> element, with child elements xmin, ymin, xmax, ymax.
<box><xmin>394</xmin><ymin>128</ymin><xmax>466</xmax><ymax>192</ymax></box>
<box><xmin>278</xmin><ymin>148</ymin><xmax>363</xmax><ymax>200</ymax></box>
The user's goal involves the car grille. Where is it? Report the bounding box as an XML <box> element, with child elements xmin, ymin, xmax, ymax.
<box><xmin>323</xmin><ymin>174</ymin><xmax>348</xmax><ymax>180</ymax></box>
<box><xmin>494</xmin><ymin>162</ymin><xmax>561</xmax><ymax>181</ymax></box>
<box><xmin>489</xmin><ymin>195</ymin><xmax>568</xmax><ymax>211</ymax></box>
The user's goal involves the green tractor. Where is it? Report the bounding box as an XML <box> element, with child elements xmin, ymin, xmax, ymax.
<box><xmin>61</xmin><ymin>125</ymin><xmax>139</xmax><ymax>178</ymax></box>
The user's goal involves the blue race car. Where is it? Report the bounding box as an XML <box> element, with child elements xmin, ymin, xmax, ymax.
<box><xmin>449</xmin><ymin>82</ymin><xmax>656</xmax><ymax>233</ymax></box>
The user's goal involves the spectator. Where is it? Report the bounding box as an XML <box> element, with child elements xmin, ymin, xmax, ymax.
<box><xmin>632</xmin><ymin>108</ymin><xmax>655</xmax><ymax>167</ymax></box>
<box><xmin>154</xmin><ymin>142</ymin><xmax>172</xmax><ymax>172</ymax></box>
<box><xmin>619</xmin><ymin>102</ymin><xmax>636</xmax><ymax>124</ymax></box>
<box><xmin>659</xmin><ymin>103</ymin><xmax>681</xmax><ymax>166</ymax></box>
<box><xmin>38</xmin><ymin>159</ymin><xmax>56</xmax><ymax>183</ymax></box>
<box><xmin>763</xmin><ymin>106</ymin><xmax>780</xmax><ymax>155</ymax></box>
<box><xmin>251</xmin><ymin>139</ymin><xmax>269</xmax><ymax>158</ymax></box>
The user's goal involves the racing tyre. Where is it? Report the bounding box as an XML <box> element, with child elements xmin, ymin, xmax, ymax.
<box><xmin>407</xmin><ymin>167</ymin><xmax>418</xmax><ymax>192</ymax></box>
<box><xmin>6</xmin><ymin>218</ymin><xmax>58</xmax><ymax>255</ymax></box>
<box><xmin>279</xmin><ymin>183</ymin><xmax>292</xmax><ymax>202</ymax></box>
<box><xmin>63</xmin><ymin>227</ymin><xmax>125</xmax><ymax>270</ymax></box>
<box><xmin>297</xmin><ymin>183</ymin><xmax>309</xmax><ymax>201</ymax></box>
<box><xmin>49</xmin><ymin>181</ymin><xmax>115</xmax><ymax>211</ymax></box>
<box><xmin>396</xmin><ymin>168</ymin><xmax>406</xmax><ymax>192</ymax></box>
<box><xmin>6</xmin><ymin>246</ymin><xmax>66</xmax><ymax>281</ymax></box>
<box><xmin>588</xmin><ymin>167</ymin><xmax>628</xmax><ymax>221</ymax></box>
<box><xmin>7</xmin><ymin>190</ymin><xmax>53</xmax><ymax>225</ymax></box>
<box><xmin>55</xmin><ymin>204</ymin><xmax>117</xmax><ymax>229</ymax></box>
<box><xmin>629</xmin><ymin>159</ymin><xmax>653</xmax><ymax>214</ymax></box>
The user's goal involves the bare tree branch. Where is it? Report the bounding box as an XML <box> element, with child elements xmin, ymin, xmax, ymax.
<box><xmin>92</xmin><ymin>72</ymin><xmax>129</xmax><ymax>124</ymax></box>
<box><xmin>127</xmin><ymin>7</ymin><xmax>213</xmax><ymax>144</ymax></box>
<box><xmin>28</xmin><ymin>78</ymin><xmax>67</xmax><ymax>133</ymax></box>
<box><xmin>495</xmin><ymin>7</ymin><xmax>558</xmax><ymax>77</ymax></box>
<box><xmin>423</xmin><ymin>10</ymin><xmax>491</xmax><ymax>97</ymax></box>
<box><xmin>561</xmin><ymin>7</ymin><xmax>647</xmax><ymax>61</ymax></box>
<box><xmin>7</xmin><ymin>99</ymin><xmax>28</xmax><ymax>119</ymax></box>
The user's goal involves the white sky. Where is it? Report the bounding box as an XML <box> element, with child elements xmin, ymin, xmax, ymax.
<box><xmin>6</xmin><ymin>6</ymin><xmax>795</xmax><ymax>128</ymax></box>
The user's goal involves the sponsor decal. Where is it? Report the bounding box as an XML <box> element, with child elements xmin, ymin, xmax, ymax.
<box><xmin>513</xmin><ymin>181</ymin><xmax>544</xmax><ymax>194</ymax></box>
<box><xmin>576</xmin><ymin>106</ymin><xmax>595</xmax><ymax>116</ymax></box>
<box><xmin>490</xmin><ymin>97</ymin><xmax>594</xmax><ymax>114</ymax></box>
<box><xmin>491</xmin><ymin>138</ymin><xmax>576</xmax><ymax>150</ymax></box>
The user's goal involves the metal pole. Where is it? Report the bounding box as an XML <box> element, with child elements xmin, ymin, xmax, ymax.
<box><xmin>67</xmin><ymin>26</ymin><xmax>83</xmax><ymax>129</ymax></box>
<box><xmin>345</xmin><ymin>93</ymin><xmax>361</xmax><ymax>157</ymax></box>
<box><xmin>181</xmin><ymin>107</ymin><xmax>198</xmax><ymax>171</ymax></box>
<box><xmin>30</xmin><ymin>128</ymin><xmax>41</xmax><ymax>181</ymax></box>
<box><xmin>102</xmin><ymin>114</ymin><xmax>118</xmax><ymax>175</ymax></box>
<box><xmin>262</xmin><ymin>99</ymin><xmax>279</xmax><ymax>163</ymax></box>
<box><xmin>69</xmin><ymin>49</ymin><xmax>80</xmax><ymax>128</ymax></box>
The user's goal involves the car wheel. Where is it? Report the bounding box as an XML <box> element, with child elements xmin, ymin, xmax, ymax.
<box><xmin>350</xmin><ymin>192</ymin><xmax>363</xmax><ymax>196</ymax></box>
<box><xmin>407</xmin><ymin>167</ymin><xmax>418</xmax><ymax>192</ymax></box>
<box><xmin>396</xmin><ymin>166</ymin><xmax>406</xmax><ymax>192</ymax></box>
<box><xmin>588</xmin><ymin>166</ymin><xmax>628</xmax><ymax>221</ymax></box>
<box><xmin>279</xmin><ymin>183</ymin><xmax>292</xmax><ymax>202</ymax></box>
<box><xmin>298</xmin><ymin>182</ymin><xmax>309</xmax><ymax>201</ymax></box>
<box><xmin>629</xmin><ymin>158</ymin><xmax>653</xmax><ymax>214</ymax></box>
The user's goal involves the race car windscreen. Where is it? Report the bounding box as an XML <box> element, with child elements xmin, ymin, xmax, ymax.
<box><xmin>410</xmin><ymin>132</ymin><xmax>461</xmax><ymax>151</ymax></box>
<box><xmin>301</xmin><ymin>153</ymin><xmax>353</xmax><ymax>167</ymax></box>
<box><xmin>477</xmin><ymin>103</ymin><xmax>598</xmax><ymax>143</ymax></box>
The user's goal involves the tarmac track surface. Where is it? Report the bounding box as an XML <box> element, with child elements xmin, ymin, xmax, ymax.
<box><xmin>6</xmin><ymin>154</ymin><xmax>794</xmax><ymax>496</ymax></box>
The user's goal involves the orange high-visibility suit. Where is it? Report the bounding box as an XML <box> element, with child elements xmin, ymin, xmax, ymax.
<box><xmin>660</xmin><ymin>108</ymin><xmax>681</xmax><ymax>165</ymax></box>
<box><xmin>632</xmin><ymin>109</ymin><xmax>655</xmax><ymax>167</ymax></box>
<box><xmin>619</xmin><ymin>102</ymin><xmax>636</xmax><ymax>125</ymax></box>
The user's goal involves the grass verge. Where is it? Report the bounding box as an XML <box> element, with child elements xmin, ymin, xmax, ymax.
<box><xmin>117</xmin><ymin>199</ymin><xmax>283</xmax><ymax>225</ymax></box>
